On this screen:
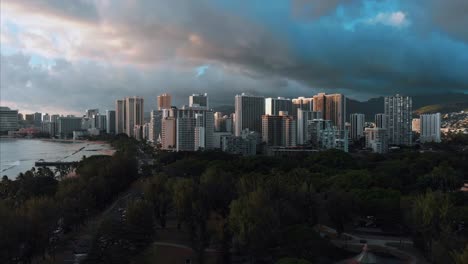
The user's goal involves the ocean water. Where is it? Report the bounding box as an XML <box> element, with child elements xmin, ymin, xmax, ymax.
<box><xmin>0</xmin><ymin>138</ymin><xmax>113</xmax><ymax>179</ymax></box>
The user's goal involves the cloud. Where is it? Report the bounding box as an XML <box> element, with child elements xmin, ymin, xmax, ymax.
<box><xmin>1</xmin><ymin>0</ymin><xmax>468</xmax><ymax>114</ymax></box>
<box><xmin>367</xmin><ymin>11</ymin><xmax>409</xmax><ymax>27</ymax></box>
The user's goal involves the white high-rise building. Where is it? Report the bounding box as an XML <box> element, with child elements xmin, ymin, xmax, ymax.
<box><xmin>350</xmin><ymin>113</ymin><xmax>365</xmax><ymax>140</ymax></box>
<box><xmin>234</xmin><ymin>93</ymin><xmax>265</xmax><ymax>136</ymax></box>
<box><xmin>365</xmin><ymin>128</ymin><xmax>388</xmax><ymax>153</ymax></box>
<box><xmin>189</xmin><ymin>93</ymin><xmax>209</xmax><ymax>109</ymax></box>
<box><xmin>297</xmin><ymin>109</ymin><xmax>321</xmax><ymax>145</ymax></box>
<box><xmin>420</xmin><ymin>113</ymin><xmax>441</xmax><ymax>143</ymax></box>
<box><xmin>162</xmin><ymin>107</ymin><xmax>215</xmax><ymax>151</ymax></box>
<box><xmin>385</xmin><ymin>94</ymin><xmax>412</xmax><ymax>146</ymax></box>
<box><xmin>265</xmin><ymin>97</ymin><xmax>292</xmax><ymax>116</ymax></box>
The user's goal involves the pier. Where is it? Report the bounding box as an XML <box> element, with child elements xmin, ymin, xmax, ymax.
<box><xmin>35</xmin><ymin>161</ymin><xmax>79</xmax><ymax>167</ymax></box>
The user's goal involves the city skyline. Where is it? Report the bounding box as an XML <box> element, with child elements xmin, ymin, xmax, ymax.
<box><xmin>1</xmin><ymin>1</ymin><xmax>468</xmax><ymax>115</ymax></box>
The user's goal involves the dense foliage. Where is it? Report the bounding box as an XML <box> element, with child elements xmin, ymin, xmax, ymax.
<box><xmin>1</xmin><ymin>135</ymin><xmax>467</xmax><ymax>263</ymax></box>
<box><xmin>0</xmin><ymin>135</ymin><xmax>139</xmax><ymax>263</ymax></box>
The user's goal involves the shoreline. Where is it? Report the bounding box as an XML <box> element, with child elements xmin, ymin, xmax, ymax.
<box><xmin>1</xmin><ymin>138</ymin><xmax>115</xmax><ymax>179</ymax></box>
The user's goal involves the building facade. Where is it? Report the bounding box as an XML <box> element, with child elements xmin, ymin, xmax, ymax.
<box><xmin>189</xmin><ymin>93</ymin><xmax>209</xmax><ymax>109</ymax></box>
<box><xmin>115</xmin><ymin>99</ymin><xmax>126</xmax><ymax>134</ymax></box>
<box><xmin>161</xmin><ymin>117</ymin><xmax>176</xmax><ymax>150</ymax></box>
<box><xmin>350</xmin><ymin>113</ymin><xmax>365</xmax><ymax>141</ymax></box>
<box><xmin>384</xmin><ymin>94</ymin><xmax>412</xmax><ymax>146</ymax></box>
<box><xmin>265</xmin><ymin>97</ymin><xmax>292</xmax><ymax>116</ymax></box>
<box><xmin>420</xmin><ymin>113</ymin><xmax>441</xmax><ymax>143</ymax></box>
<box><xmin>0</xmin><ymin>107</ymin><xmax>19</xmax><ymax>132</ymax></box>
<box><xmin>365</xmin><ymin>128</ymin><xmax>388</xmax><ymax>153</ymax></box>
<box><xmin>149</xmin><ymin>110</ymin><xmax>162</xmax><ymax>143</ymax></box>
<box><xmin>297</xmin><ymin>109</ymin><xmax>321</xmax><ymax>145</ymax></box>
<box><xmin>106</xmin><ymin>110</ymin><xmax>116</xmax><ymax>134</ymax></box>
<box><xmin>262</xmin><ymin>112</ymin><xmax>296</xmax><ymax>147</ymax></box>
<box><xmin>157</xmin><ymin>93</ymin><xmax>172</xmax><ymax>110</ymax></box>
<box><xmin>292</xmin><ymin>97</ymin><xmax>313</xmax><ymax>117</ymax></box>
<box><xmin>312</xmin><ymin>93</ymin><xmax>346</xmax><ymax>130</ymax></box>
<box><xmin>375</xmin><ymin>113</ymin><xmax>387</xmax><ymax>129</ymax></box>
<box><xmin>234</xmin><ymin>93</ymin><xmax>265</xmax><ymax>136</ymax></box>
<box><xmin>57</xmin><ymin>117</ymin><xmax>82</xmax><ymax>138</ymax></box>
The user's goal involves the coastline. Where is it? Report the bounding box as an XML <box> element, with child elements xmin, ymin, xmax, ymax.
<box><xmin>0</xmin><ymin>138</ymin><xmax>115</xmax><ymax>179</ymax></box>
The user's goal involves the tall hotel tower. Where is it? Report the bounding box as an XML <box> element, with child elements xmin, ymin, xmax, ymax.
<box><xmin>384</xmin><ymin>94</ymin><xmax>412</xmax><ymax>145</ymax></box>
<box><xmin>312</xmin><ymin>93</ymin><xmax>346</xmax><ymax>130</ymax></box>
<box><xmin>157</xmin><ymin>93</ymin><xmax>172</xmax><ymax>110</ymax></box>
<box><xmin>115</xmin><ymin>96</ymin><xmax>144</xmax><ymax>137</ymax></box>
<box><xmin>234</xmin><ymin>93</ymin><xmax>265</xmax><ymax>136</ymax></box>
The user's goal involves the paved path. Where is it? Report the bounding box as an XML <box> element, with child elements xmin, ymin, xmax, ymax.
<box><xmin>315</xmin><ymin>224</ymin><xmax>429</xmax><ymax>264</ymax></box>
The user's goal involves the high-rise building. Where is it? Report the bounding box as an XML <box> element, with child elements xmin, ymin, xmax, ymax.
<box><xmin>297</xmin><ymin>109</ymin><xmax>321</xmax><ymax>145</ymax></box>
<box><xmin>312</xmin><ymin>93</ymin><xmax>346</xmax><ymax>130</ymax></box>
<box><xmin>115</xmin><ymin>99</ymin><xmax>126</xmax><ymax>134</ymax></box>
<box><xmin>106</xmin><ymin>110</ymin><xmax>116</xmax><ymax>134</ymax></box>
<box><xmin>189</xmin><ymin>93</ymin><xmax>209</xmax><ymax>109</ymax></box>
<box><xmin>0</xmin><ymin>106</ymin><xmax>19</xmax><ymax>132</ymax></box>
<box><xmin>125</xmin><ymin>97</ymin><xmax>144</xmax><ymax>137</ymax></box>
<box><xmin>86</xmin><ymin>109</ymin><xmax>99</xmax><ymax>119</ymax></box>
<box><xmin>265</xmin><ymin>97</ymin><xmax>292</xmax><ymax>116</ymax></box>
<box><xmin>420</xmin><ymin>113</ymin><xmax>441</xmax><ymax>143</ymax></box>
<box><xmin>234</xmin><ymin>93</ymin><xmax>265</xmax><ymax>136</ymax></box>
<box><xmin>157</xmin><ymin>93</ymin><xmax>172</xmax><ymax>110</ymax></box>
<box><xmin>350</xmin><ymin>113</ymin><xmax>365</xmax><ymax>140</ymax></box>
<box><xmin>42</xmin><ymin>113</ymin><xmax>50</xmax><ymax>122</ymax></box>
<box><xmin>41</xmin><ymin>121</ymin><xmax>56</xmax><ymax>137</ymax></box>
<box><xmin>412</xmin><ymin>118</ymin><xmax>421</xmax><ymax>133</ymax></box>
<box><xmin>375</xmin><ymin>114</ymin><xmax>387</xmax><ymax>129</ymax></box>
<box><xmin>51</xmin><ymin>114</ymin><xmax>60</xmax><ymax>123</ymax></box>
<box><xmin>57</xmin><ymin>117</ymin><xmax>82</xmax><ymax>138</ymax></box>
<box><xmin>161</xmin><ymin>117</ymin><xmax>176</xmax><ymax>150</ymax></box>
<box><xmin>149</xmin><ymin>110</ymin><xmax>162</xmax><ymax>143</ymax></box>
<box><xmin>33</xmin><ymin>112</ymin><xmax>42</xmax><ymax>127</ymax></box>
<box><xmin>384</xmin><ymin>94</ymin><xmax>412</xmax><ymax>146</ymax></box>
<box><xmin>115</xmin><ymin>97</ymin><xmax>144</xmax><ymax>137</ymax></box>
<box><xmin>262</xmin><ymin>111</ymin><xmax>296</xmax><ymax>147</ymax></box>
<box><xmin>365</xmin><ymin>128</ymin><xmax>388</xmax><ymax>153</ymax></box>
<box><xmin>214</xmin><ymin>112</ymin><xmax>233</xmax><ymax>132</ymax></box>
<box><xmin>96</xmin><ymin>114</ymin><xmax>107</xmax><ymax>132</ymax></box>
<box><xmin>25</xmin><ymin>114</ymin><xmax>34</xmax><ymax>124</ymax></box>
<box><xmin>161</xmin><ymin>107</ymin><xmax>214</xmax><ymax>151</ymax></box>
<box><xmin>308</xmin><ymin>119</ymin><xmax>337</xmax><ymax>150</ymax></box>
<box><xmin>292</xmin><ymin>97</ymin><xmax>313</xmax><ymax>117</ymax></box>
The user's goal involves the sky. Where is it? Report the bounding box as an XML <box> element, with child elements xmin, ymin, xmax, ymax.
<box><xmin>1</xmin><ymin>0</ymin><xmax>467</xmax><ymax>115</ymax></box>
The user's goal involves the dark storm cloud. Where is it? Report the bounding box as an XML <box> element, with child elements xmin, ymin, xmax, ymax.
<box><xmin>1</xmin><ymin>0</ymin><xmax>468</xmax><ymax>113</ymax></box>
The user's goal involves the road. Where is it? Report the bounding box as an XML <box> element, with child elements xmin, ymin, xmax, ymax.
<box><xmin>315</xmin><ymin>224</ymin><xmax>429</xmax><ymax>264</ymax></box>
